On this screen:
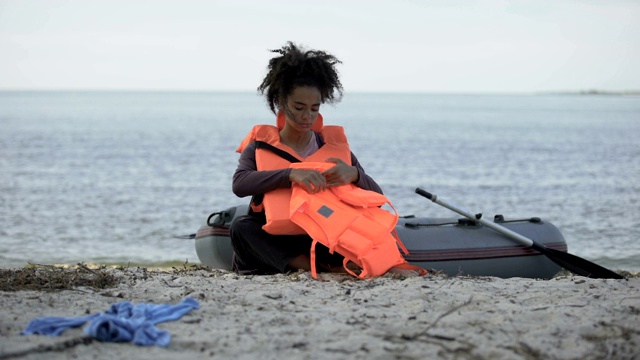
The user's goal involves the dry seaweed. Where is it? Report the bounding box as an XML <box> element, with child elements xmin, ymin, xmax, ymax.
<box><xmin>0</xmin><ymin>263</ymin><xmax>120</xmax><ymax>292</ymax></box>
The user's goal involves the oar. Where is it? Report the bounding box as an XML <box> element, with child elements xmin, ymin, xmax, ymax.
<box><xmin>415</xmin><ymin>188</ymin><xmax>623</xmax><ymax>279</ymax></box>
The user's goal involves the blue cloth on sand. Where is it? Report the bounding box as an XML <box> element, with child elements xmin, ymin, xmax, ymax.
<box><xmin>20</xmin><ymin>313</ymin><xmax>101</xmax><ymax>336</ymax></box>
<box><xmin>22</xmin><ymin>297</ymin><xmax>199</xmax><ymax>347</ymax></box>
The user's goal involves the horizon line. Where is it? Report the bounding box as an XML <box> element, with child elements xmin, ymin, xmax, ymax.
<box><xmin>1</xmin><ymin>88</ymin><xmax>639</xmax><ymax>96</ymax></box>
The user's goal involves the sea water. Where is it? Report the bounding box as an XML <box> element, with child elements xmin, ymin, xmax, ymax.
<box><xmin>1</xmin><ymin>91</ymin><xmax>639</xmax><ymax>271</ymax></box>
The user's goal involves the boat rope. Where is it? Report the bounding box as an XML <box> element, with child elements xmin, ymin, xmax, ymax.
<box><xmin>404</xmin><ymin>216</ymin><xmax>542</xmax><ymax>228</ymax></box>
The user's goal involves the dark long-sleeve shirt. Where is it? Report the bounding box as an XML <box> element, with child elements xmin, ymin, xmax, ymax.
<box><xmin>232</xmin><ymin>133</ymin><xmax>382</xmax><ymax>198</ymax></box>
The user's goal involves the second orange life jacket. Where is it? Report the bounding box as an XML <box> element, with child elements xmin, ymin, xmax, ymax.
<box><xmin>288</xmin><ymin>162</ymin><xmax>428</xmax><ymax>279</ymax></box>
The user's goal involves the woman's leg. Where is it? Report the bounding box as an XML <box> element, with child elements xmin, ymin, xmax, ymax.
<box><xmin>230</xmin><ymin>215</ymin><xmax>312</xmax><ymax>274</ymax></box>
<box><xmin>230</xmin><ymin>214</ymin><xmax>344</xmax><ymax>274</ymax></box>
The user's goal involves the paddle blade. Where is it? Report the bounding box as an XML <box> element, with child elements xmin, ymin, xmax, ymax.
<box><xmin>533</xmin><ymin>244</ymin><xmax>623</xmax><ymax>279</ymax></box>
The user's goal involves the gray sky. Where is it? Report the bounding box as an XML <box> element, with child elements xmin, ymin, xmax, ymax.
<box><xmin>1</xmin><ymin>0</ymin><xmax>638</xmax><ymax>93</ymax></box>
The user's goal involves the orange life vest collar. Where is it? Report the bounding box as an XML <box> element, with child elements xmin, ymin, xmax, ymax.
<box><xmin>237</xmin><ymin>111</ymin><xmax>336</xmax><ymax>156</ymax></box>
<box><xmin>237</xmin><ymin>112</ymin><xmax>352</xmax><ymax>235</ymax></box>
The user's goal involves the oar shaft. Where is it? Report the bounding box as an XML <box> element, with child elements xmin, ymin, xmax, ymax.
<box><xmin>416</xmin><ymin>189</ymin><xmax>534</xmax><ymax>247</ymax></box>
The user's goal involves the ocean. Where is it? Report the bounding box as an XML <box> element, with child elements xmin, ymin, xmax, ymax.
<box><xmin>1</xmin><ymin>91</ymin><xmax>639</xmax><ymax>272</ymax></box>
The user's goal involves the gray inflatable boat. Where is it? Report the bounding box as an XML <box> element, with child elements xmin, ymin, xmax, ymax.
<box><xmin>195</xmin><ymin>205</ymin><xmax>567</xmax><ymax>279</ymax></box>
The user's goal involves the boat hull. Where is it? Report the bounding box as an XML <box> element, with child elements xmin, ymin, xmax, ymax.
<box><xmin>195</xmin><ymin>205</ymin><xmax>568</xmax><ymax>279</ymax></box>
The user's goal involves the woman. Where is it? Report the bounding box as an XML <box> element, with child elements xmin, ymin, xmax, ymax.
<box><xmin>230</xmin><ymin>42</ymin><xmax>383</xmax><ymax>275</ymax></box>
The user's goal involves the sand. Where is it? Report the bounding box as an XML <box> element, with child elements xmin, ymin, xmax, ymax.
<box><xmin>1</xmin><ymin>266</ymin><xmax>639</xmax><ymax>360</ymax></box>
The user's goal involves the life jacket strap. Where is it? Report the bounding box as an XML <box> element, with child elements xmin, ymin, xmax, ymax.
<box><xmin>310</xmin><ymin>238</ymin><xmax>319</xmax><ymax>279</ymax></box>
<box><xmin>343</xmin><ymin>258</ymin><xmax>364</xmax><ymax>278</ymax></box>
<box><xmin>250</xmin><ymin>142</ymin><xmax>300</xmax><ymax>213</ymax></box>
<box><xmin>255</xmin><ymin>141</ymin><xmax>301</xmax><ymax>163</ymax></box>
<box><xmin>392</xmin><ymin>228</ymin><xmax>409</xmax><ymax>255</ymax></box>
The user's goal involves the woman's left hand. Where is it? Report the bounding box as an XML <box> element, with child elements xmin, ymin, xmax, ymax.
<box><xmin>322</xmin><ymin>158</ymin><xmax>358</xmax><ymax>187</ymax></box>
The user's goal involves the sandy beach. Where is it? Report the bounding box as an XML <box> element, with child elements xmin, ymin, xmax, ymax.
<box><xmin>1</xmin><ymin>265</ymin><xmax>639</xmax><ymax>360</ymax></box>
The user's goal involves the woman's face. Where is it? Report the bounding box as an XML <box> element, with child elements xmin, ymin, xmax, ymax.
<box><xmin>282</xmin><ymin>86</ymin><xmax>321</xmax><ymax>133</ymax></box>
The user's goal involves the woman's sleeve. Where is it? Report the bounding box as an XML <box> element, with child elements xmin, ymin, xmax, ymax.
<box><xmin>233</xmin><ymin>143</ymin><xmax>383</xmax><ymax>197</ymax></box>
<box><xmin>232</xmin><ymin>142</ymin><xmax>292</xmax><ymax>198</ymax></box>
<box><xmin>350</xmin><ymin>152</ymin><xmax>383</xmax><ymax>194</ymax></box>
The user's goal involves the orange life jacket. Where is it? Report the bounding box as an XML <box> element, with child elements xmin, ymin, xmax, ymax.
<box><xmin>236</xmin><ymin>112</ymin><xmax>352</xmax><ymax>235</ymax></box>
<box><xmin>289</xmin><ymin>162</ymin><xmax>428</xmax><ymax>279</ymax></box>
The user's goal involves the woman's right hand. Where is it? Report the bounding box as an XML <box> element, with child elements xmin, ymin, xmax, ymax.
<box><xmin>289</xmin><ymin>169</ymin><xmax>327</xmax><ymax>193</ymax></box>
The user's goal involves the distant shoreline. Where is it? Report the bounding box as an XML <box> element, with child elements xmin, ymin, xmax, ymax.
<box><xmin>538</xmin><ymin>90</ymin><xmax>640</xmax><ymax>96</ymax></box>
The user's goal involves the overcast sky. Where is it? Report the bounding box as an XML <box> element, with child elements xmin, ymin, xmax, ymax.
<box><xmin>1</xmin><ymin>0</ymin><xmax>638</xmax><ymax>93</ymax></box>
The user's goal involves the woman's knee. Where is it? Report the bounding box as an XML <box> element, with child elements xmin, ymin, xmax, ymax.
<box><xmin>231</xmin><ymin>216</ymin><xmax>258</xmax><ymax>237</ymax></box>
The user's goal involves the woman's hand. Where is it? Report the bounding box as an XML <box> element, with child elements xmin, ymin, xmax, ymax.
<box><xmin>322</xmin><ymin>158</ymin><xmax>358</xmax><ymax>187</ymax></box>
<box><xmin>289</xmin><ymin>168</ymin><xmax>327</xmax><ymax>193</ymax></box>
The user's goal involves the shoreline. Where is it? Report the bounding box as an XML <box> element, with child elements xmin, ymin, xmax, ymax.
<box><xmin>1</xmin><ymin>265</ymin><xmax>639</xmax><ymax>359</ymax></box>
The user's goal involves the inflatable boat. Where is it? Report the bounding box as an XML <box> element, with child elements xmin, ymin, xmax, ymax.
<box><xmin>194</xmin><ymin>205</ymin><xmax>568</xmax><ymax>279</ymax></box>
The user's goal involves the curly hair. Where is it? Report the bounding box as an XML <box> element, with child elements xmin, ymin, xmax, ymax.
<box><xmin>257</xmin><ymin>41</ymin><xmax>343</xmax><ymax>114</ymax></box>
